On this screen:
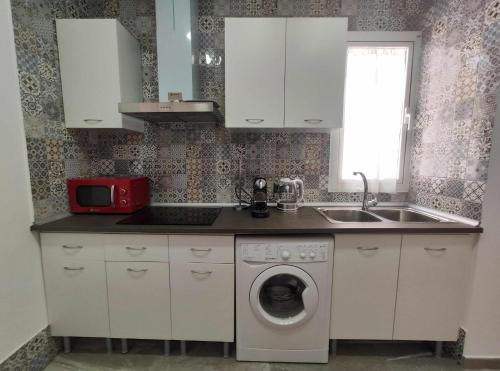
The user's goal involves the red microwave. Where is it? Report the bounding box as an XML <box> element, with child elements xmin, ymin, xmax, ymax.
<box><xmin>68</xmin><ymin>177</ymin><xmax>150</xmax><ymax>214</ymax></box>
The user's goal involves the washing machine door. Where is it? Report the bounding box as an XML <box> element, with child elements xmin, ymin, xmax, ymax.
<box><xmin>249</xmin><ymin>265</ymin><xmax>319</xmax><ymax>328</ymax></box>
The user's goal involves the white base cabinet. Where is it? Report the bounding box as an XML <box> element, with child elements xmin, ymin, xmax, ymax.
<box><xmin>107</xmin><ymin>262</ymin><xmax>171</xmax><ymax>339</ymax></box>
<box><xmin>42</xmin><ymin>258</ymin><xmax>110</xmax><ymax>337</ymax></box>
<box><xmin>170</xmin><ymin>263</ymin><xmax>234</xmax><ymax>341</ymax></box>
<box><xmin>331</xmin><ymin>235</ymin><xmax>401</xmax><ymax>340</ymax></box>
<box><xmin>393</xmin><ymin>234</ymin><xmax>475</xmax><ymax>341</ymax></box>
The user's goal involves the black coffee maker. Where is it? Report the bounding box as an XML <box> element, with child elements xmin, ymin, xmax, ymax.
<box><xmin>251</xmin><ymin>177</ymin><xmax>270</xmax><ymax>218</ymax></box>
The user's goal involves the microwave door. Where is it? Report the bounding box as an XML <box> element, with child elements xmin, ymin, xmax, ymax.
<box><xmin>76</xmin><ymin>185</ymin><xmax>114</xmax><ymax>208</ymax></box>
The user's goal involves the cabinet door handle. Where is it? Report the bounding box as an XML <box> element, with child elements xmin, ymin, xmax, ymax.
<box><xmin>191</xmin><ymin>270</ymin><xmax>212</xmax><ymax>276</ymax></box>
<box><xmin>83</xmin><ymin>119</ymin><xmax>103</xmax><ymax>124</ymax></box>
<box><xmin>127</xmin><ymin>268</ymin><xmax>148</xmax><ymax>273</ymax></box>
<box><xmin>245</xmin><ymin>119</ymin><xmax>264</xmax><ymax>124</ymax></box>
<box><xmin>357</xmin><ymin>246</ymin><xmax>379</xmax><ymax>251</ymax></box>
<box><xmin>424</xmin><ymin>247</ymin><xmax>447</xmax><ymax>252</ymax></box>
<box><xmin>190</xmin><ymin>248</ymin><xmax>212</xmax><ymax>254</ymax></box>
<box><xmin>304</xmin><ymin>119</ymin><xmax>323</xmax><ymax>124</ymax></box>
<box><xmin>62</xmin><ymin>245</ymin><xmax>83</xmax><ymax>249</ymax></box>
<box><xmin>64</xmin><ymin>266</ymin><xmax>84</xmax><ymax>271</ymax></box>
<box><xmin>126</xmin><ymin>246</ymin><xmax>147</xmax><ymax>251</ymax></box>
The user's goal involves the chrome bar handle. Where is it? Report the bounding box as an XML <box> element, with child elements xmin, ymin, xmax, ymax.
<box><xmin>304</xmin><ymin>119</ymin><xmax>323</xmax><ymax>124</ymax></box>
<box><xmin>357</xmin><ymin>247</ymin><xmax>379</xmax><ymax>251</ymax></box>
<box><xmin>127</xmin><ymin>268</ymin><xmax>148</xmax><ymax>273</ymax></box>
<box><xmin>190</xmin><ymin>248</ymin><xmax>212</xmax><ymax>253</ymax></box>
<box><xmin>191</xmin><ymin>270</ymin><xmax>212</xmax><ymax>275</ymax></box>
<box><xmin>126</xmin><ymin>246</ymin><xmax>147</xmax><ymax>251</ymax></box>
<box><xmin>110</xmin><ymin>184</ymin><xmax>115</xmax><ymax>208</ymax></box>
<box><xmin>424</xmin><ymin>247</ymin><xmax>447</xmax><ymax>252</ymax></box>
<box><xmin>64</xmin><ymin>267</ymin><xmax>84</xmax><ymax>271</ymax></box>
<box><xmin>83</xmin><ymin>119</ymin><xmax>103</xmax><ymax>124</ymax></box>
<box><xmin>245</xmin><ymin>119</ymin><xmax>264</xmax><ymax>124</ymax></box>
<box><xmin>62</xmin><ymin>245</ymin><xmax>83</xmax><ymax>249</ymax></box>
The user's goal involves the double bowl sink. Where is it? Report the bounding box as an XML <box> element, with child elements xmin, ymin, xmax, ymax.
<box><xmin>315</xmin><ymin>207</ymin><xmax>453</xmax><ymax>224</ymax></box>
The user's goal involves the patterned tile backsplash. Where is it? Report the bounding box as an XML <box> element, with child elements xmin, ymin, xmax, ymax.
<box><xmin>408</xmin><ymin>0</ymin><xmax>500</xmax><ymax>220</ymax></box>
<box><xmin>10</xmin><ymin>0</ymin><xmax>498</xmax><ymax>222</ymax></box>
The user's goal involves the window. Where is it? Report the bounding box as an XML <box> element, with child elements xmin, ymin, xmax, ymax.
<box><xmin>329</xmin><ymin>32</ymin><xmax>421</xmax><ymax>193</ymax></box>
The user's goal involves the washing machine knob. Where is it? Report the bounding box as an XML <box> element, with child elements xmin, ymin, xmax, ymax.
<box><xmin>281</xmin><ymin>250</ymin><xmax>291</xmax><ymax>260</ymax></box>
<box><xmin>299</xmin><ymin>252</ymin><xmax>306</xmax><ymax>259</ymax></box>
<box><xmin>309</xmin><ymin>251</ymin><xmax>316</xmax><ymax>259</ymax></box>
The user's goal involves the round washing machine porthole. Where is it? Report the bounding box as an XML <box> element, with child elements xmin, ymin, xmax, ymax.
<box><xmin>249</xmin><ymin>265</ymin><xmax>319</xmax><ymax>329</ymax></box>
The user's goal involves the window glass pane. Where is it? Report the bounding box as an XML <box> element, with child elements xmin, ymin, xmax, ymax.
<box><xmin>341</xmin><ymin>46</ymin><xmax>409</xmax><ymax>181</ymax></box>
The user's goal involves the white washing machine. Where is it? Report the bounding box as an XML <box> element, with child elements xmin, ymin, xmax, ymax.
<box><xmin>236</xmin><ymin>235</ymin><xmax>333</xmax><ymax>363</ymax></box>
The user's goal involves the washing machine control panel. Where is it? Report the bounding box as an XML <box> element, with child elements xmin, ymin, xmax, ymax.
<box><xmin>241</xmin><ymin>242</ymin><xmax>329</xmax><ymax>262</ymax></box>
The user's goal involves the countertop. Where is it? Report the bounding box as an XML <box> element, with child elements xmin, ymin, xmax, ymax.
<box><xmin>31</xmin><ymin>207</ymin><xmax>483</xmax><ymax>235</ymax></box>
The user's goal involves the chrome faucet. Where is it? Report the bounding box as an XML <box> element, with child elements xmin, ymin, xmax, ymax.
<box><xmin>353</xmin><ymin>171</ymin><xmax>378</xmax><ymax>211</ymax></box>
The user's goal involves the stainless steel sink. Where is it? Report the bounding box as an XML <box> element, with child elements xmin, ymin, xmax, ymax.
<box><xmin>315</xmin><ymin>208</ymin><xmax>383</xmax><ymax>223</ymax></box>
<box><xmin>370</xmin><ymin>208</ymin><xmax>448</xmax><ymax>223</ymax></box>
<box><xmin>315</xmin><ymin>207</ymin><xmax>453</xmax><ymax>224</ymax></box>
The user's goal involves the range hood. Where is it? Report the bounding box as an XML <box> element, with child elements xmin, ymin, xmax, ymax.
<box><xmin>120</xmin><ymin>0</ymin><xmax>223</xmax><ymax>124</ymax></box>
<box><xmin>119</xmin><ymin>101</ymin><xmax>222</xmax><ymax>124</ymax></box>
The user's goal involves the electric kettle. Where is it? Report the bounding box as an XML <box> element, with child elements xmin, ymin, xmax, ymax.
<box><xmin>274</xmin><ymin>177</ymin><xmax>304</xmax><ymax>212</ymax></box>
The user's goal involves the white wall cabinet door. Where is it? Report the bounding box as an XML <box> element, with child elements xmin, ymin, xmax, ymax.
<box><xmin>394</xmin><ymin>235</ymin><xmax>475</xmax><ymax>341</ymax></box>
<box><xmin>107</xmin><ymin>262</ymin><xmax>171</xmax><ymax>339</ymax></box>
<box><xmin>331</xmin><ymin>234</ymin><xmax>401</xmax><ymax>340</ymax></box>
<box><xmin>170</xmin><ymin>263</ymin><xmax>234</xmax><ymax>341</ymax></box>
<box><xmin>225</xmin><ymin>18</ymin><xmax>286</xmax><ymax>128</ymax></box>
<box><xmin>56</xmin><ymin>19</ymin><xmax>143</xmax><ymax>132</ymax></box>
<box><xmin>285</xmin><ymin>18</ymin><xmax>347</xmax><ymax>129</ymax></box>
<box><xmin>42</xmin><ymin>257</ymin><xmax>109</xmax><ymax>337</ymax></box>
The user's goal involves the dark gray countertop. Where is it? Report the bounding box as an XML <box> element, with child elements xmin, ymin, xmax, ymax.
<box><xmin>31</xmin><ymin>207</ymin><xmax>483</xmax><ymax>235</ymax></box>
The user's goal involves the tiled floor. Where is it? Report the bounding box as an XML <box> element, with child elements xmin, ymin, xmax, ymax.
<box><xmin>43</xmin><ymin>340</ymin><xmax>482</xmax><ymax>371</ymax></box>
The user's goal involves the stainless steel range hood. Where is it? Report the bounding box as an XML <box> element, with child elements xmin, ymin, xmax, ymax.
<box><xmin>119</xmin><ymin>101</ymin><xmax>222</xmax><ymax>124</ymax></box>
<box><xmin>120</xmin><ymin>0</ymin><xmax>223</xmax><ymax>124</ymax></box>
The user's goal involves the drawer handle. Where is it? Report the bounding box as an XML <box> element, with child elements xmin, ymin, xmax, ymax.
<box><xmin>62</xmin><ymin>245</ymin><xmax>83</xmax><ymax>249</ymax></box>
<box><xmin>127</xmin><ymin>268</ymin><xmax>148</xmax><ymax>273</ymax></box>
<box><xmin>83</xmin><ymin>119</ymin><xmax>103</xmax><ymax>124</ymax></box>
<box><xmin>64</xmin><ymin>266</ymin><xmax>84</xmax><ymax>271</ymax></box>
<box><xmin>245</xmin><ymin>119</ymin><xmax>264</xmax><ymax>124</ymax></box>
<box><xmin>357</xmin><ymin>247</ymin><xmax>379</xmax><ymax>251</ymax></box>
<box><xmin>424</xmin><ymin>247</ymin><xmax>447</xmax><ymax>252</ymax></box>
<box><xmin>304</xmin><ymin>119</ymin><xmax>323</xmax><ymax>124</ymax></box>
<box><xmin>191</xmin><ymin>270</ymin><xmax>212</xmax><ymax>276</ymax></box>
<box><xmin>190</xmin><ymin>248</ymin><xmax>212</xmax><ymax>255</ymax></box>
<box><xmin>126</xmin><ymin>246</ymin><xmax>147</xmax><ymax>251</ymax></box>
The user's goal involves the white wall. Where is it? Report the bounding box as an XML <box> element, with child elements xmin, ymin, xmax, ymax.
<box><xmin>0</xmin><ymin>1</ymin><xmax>48</xmax><ymax>363</ymax></box>
<box><xmin>463</xmin><ymin>88</ymin><xmax>500</xmax><ymax>358</ymax></box>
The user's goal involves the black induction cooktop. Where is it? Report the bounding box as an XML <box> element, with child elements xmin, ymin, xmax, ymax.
<box><xmin>117</xmin><ymin>206</ymin><xmax>222</xmax><ymax>226</ymax></box>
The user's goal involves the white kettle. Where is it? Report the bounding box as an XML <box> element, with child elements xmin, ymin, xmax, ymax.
<box><xmin>274</xmin><ymin>177</ymin><xmax>304</xmax><ymax>212</ymax></box>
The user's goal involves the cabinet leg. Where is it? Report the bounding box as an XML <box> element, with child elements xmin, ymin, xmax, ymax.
<box><xmin>435</xmin><ymin>341</ymin><xmax>443</xmax><ymax>358</ymax></box>
<box><xmin>223</xmin><ymin>342</ymin><xmax>230</xmax><ymax>358</ymax></box>
<box><xmin>164</xmin><ymin>340</ymin><xmax>170</xmax><ymax>356</ymax></box>
<box><xmin>105</xmin><ymin>338</ymin><xmax>112</xmax><ymax>354</ymax></box>
<box><xmin>63</xmin><ymin>337</ymin><xmax>71</xmax><ymax>353</ymax></box>
<box><xmin>180</xmin><ymin>341</ymin><xmax>187</xmax><ymax>356</ymax></box>
<box><xmin>120</xmin><ymin>339</ymin><xmax>128</xmax><ymax>354</ymax></box>
<box><xmin>330</xmin><ymin>340</ymin><xmax>337</xmax><ymax>356</ymax></box>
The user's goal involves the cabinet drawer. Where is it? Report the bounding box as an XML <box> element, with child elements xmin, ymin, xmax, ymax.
<box><xmin>42</xmin><ymin>258</ymin><xmax>109</xmax><ymax>337</ymax></box>
<box><xmin>105</xmin><ymin>234</ymin><xmax>169</xmax><ymax>262</ymax></box>
<box><xmin>170</xmin><ymin>263</ymin><xmax>234</xmax><ymax>341</ymax></box>
<box><xmin>169</xmin><ymin>235</ymin><xmax>234</xmax><ymax>263</ymax></box>
<box><xmin>41</xmin><ymin>233</ymin><xmax>105</xmax><ymax>261</ymax></box>
<box><xmin>107</xmin><ymin>262</ymin><xmax>171</xmax><ymax>339</ymax></box>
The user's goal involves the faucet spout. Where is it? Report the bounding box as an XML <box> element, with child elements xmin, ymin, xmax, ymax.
<box><xmin>353</xmin><ymin>171</ymin><xmax>377</xmax><ymax>211</ymax></box>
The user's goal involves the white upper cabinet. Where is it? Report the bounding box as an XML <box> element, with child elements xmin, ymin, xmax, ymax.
<box><xmin>225</xmin><ymin>18</ymin><xmax>286</xmax><ymax>128</ymax></box>
<box><xmin>224</xmin><ymin>17</ymin><xmax>347</xmax><ymax>129</ymax></box>
<box><xmin>285</xmin><ymin>18</ymin><xmax>347</xmax><ymax>129</ymax></box>
<box><xmin>56</xmin><ymin>19</ymin><xmax>144</xmax><ymax>132</ymax></box>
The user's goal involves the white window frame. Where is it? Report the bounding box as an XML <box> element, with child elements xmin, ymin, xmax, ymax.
<box><xmin>329</xmin><ymin>31</ymin><xmax>422</xmax><ymax>193</ymax></box>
